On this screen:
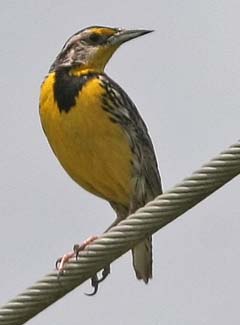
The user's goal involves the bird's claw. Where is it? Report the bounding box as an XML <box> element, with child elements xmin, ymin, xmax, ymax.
<box><xmin>98</xmin><ymin>264</ymin><xmax>111</xmax><ymax>283</ymax></box>
<box><xmin>55</xmin><ymin>257</ymin><xmax>62</xmax><ymax>270</ymax></box>
<box><xmin>84</xmin><ymin>265</ymin><xmax>111</xmax><ymax>296</ymax></box>
<box><xmin>85</xmin><ymin>274</ymin><xmax>99</xmax><ymax>296</ymax></box>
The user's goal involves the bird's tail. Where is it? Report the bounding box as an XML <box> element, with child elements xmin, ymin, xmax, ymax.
<box><xmin>132</xmin><ymin>236</ymin><xmax>152</xmax><ymax>283</ymax></box>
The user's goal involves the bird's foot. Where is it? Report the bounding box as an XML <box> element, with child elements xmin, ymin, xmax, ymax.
<box><xmin>56</xmin><ymin>235</ymin><xmax>98</xmax><ymax>273</ymax></box>
<box><xmin>85</xmin><ymin>264</ymin><xmax>111</xmax><ymax>296</ymax></box>
<box><xmin>56</xmin><ymin>235</ymin><xmax>110</xmax><ymax>295</ymax></box>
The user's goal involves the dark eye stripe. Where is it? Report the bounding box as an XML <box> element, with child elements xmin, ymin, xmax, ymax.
<box><xmin>89</xmin><ymin>33</ymin><xmax>101</xmax><ymax>43</ymax></box>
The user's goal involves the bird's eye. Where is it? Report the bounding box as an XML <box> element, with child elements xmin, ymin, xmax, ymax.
<box><xmin>88</xmin><ymin>33</ymin><xmax>101</xmax><ymax>43</ymax></box>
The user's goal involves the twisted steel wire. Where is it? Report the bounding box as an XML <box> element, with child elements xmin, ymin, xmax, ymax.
<box><xmin>0</xmin><ymin>141</ymin><xmax>239</xmax><ymax>325</ymax></box>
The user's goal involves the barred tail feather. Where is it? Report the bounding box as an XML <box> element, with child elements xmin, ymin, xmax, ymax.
<box><xmin>132</xmin><ymin>236</ymin><xmax>152</xmax><ymax>283</ymax></box>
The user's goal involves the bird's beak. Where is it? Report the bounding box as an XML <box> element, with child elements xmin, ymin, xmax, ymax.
<box><xmin>109</xmin><ymin>29</ymin><xmax>154</xmax><ymax>45</ymax></box>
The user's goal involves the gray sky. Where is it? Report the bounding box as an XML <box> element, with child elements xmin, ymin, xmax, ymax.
<box><xmin>0</xmin><ymin>1</ymin><xmax>239</xmax><ymax>324</ymax></box>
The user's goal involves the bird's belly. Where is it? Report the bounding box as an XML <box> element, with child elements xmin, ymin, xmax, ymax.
<box><xmin>40</xmin><ymin>76</ymin><xmax>133</xmax><ymax>205</ymax></box>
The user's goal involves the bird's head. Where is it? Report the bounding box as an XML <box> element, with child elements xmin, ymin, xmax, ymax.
<box><xmin>50</xmin><ymin>26</ymin><xmax>153</xmax><ymax>73</ymax></box>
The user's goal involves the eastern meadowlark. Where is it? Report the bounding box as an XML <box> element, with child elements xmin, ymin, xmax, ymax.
<box><xmin>39</xmin><ymin>26</ymin><xmax>162</xmax><ymax>293</ymax></box>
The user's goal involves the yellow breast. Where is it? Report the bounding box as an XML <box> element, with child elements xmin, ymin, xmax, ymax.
<box><xmin>39</xmin><ymin>72</ymin><xmax>133</xmax><ymax>206</ymax></box>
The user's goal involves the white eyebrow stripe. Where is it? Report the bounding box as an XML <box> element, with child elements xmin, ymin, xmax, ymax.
<box><xmin>62</xmin><ymin>33</ymin><xmax>82</xmax><ymax>51</ymax></box>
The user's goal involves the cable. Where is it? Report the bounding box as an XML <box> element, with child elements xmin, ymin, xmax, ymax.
<box><xmin>0</xmin><ymin>141</ymin><xmax>239</xmax><ymax>325</ymax></box>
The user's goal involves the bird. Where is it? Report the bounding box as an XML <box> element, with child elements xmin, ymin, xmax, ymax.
<box><xmin>39</xmin><ymin>26</ymin><xmax>162</xmax><ymax>294</ymax></box>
